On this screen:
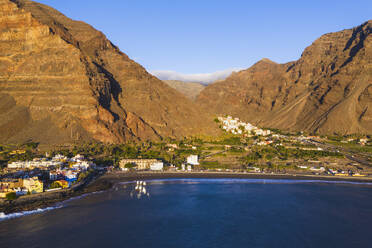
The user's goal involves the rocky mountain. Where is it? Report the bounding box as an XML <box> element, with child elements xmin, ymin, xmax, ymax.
<box><xmin>163</xmin><ymin>80</ymin><xmax>206</xmax><ymax>100</ymax></box>
<box><xmin>197</xmin><ymin>20</ymin><xmax>372</xmax><ymax>135</ymax></box>
<box><xmin>0</xmin><ymin>0</ymin><xmax>218</xmax><ymax>144</ymax></box>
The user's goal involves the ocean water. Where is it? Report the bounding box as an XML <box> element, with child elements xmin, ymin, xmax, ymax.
<box><xmin>0</xmin><ymin>179</ymin><xmax>372</xmax><ymax>248</ymax></box>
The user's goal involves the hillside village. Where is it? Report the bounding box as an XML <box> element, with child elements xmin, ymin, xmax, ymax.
<box><xmin>217</xmin><ymin>116</ymin><xmax>271</xmax><ymax>136</ymax></box>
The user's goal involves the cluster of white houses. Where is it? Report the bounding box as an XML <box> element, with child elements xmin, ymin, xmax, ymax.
<box><xmin>8</xmin><ymin>159</ymin><xmax>63</xmax><ymax>170</ymax></box>
<box><xmin>218</xmin><ymin>116</ymin><xmax>271</xmax><ymax>136</ymax></box>
<box><xmin>8</xmin><ymin>154</ymin><xmax>92</xmax><ymax>171</ymax></box>
<box><xmin>1</xmin><ymin>154</ymin><xmax>95</xmax><ymax>198</ymax></box>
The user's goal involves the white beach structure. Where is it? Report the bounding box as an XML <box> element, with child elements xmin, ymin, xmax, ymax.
<box><xmin>187</xmin><ymin>155</ymin><xmax>199</xmax><ymax>165</ymax></box>
<box><xmin>150</xmin><ymin>162</ymin><xmax>164</xmax><ymax>171</ymax></box>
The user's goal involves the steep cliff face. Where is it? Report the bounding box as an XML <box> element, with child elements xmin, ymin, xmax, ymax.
<box><xmin>198</xmin><ymin>20</ymin><xmax>372</xmax><ymax>135</ymax></box>
<box><xmin>0</xmin><ymin>0</ymin><xmax>217</xmax><ymax>144</ymax></box>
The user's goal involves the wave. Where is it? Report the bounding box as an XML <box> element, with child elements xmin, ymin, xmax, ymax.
<box><xmin>0</xmin><ymin>190</ymin><xmax>105</xmax><ymax>222</ymax></box>
<box><xmin>60</xmin><ymin>190</ymin><xmax>105</xmax><ymax>205</ymax></box>
<box><xmin>0</xmin><ymin>206</ymin><xmax>62</xmax><ymax>222</ymax></box>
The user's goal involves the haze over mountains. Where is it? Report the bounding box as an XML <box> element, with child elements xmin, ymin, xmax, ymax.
<box><xmin>0</xmin><ymin>0</ymin><xmax>370</xmax><ymax>145</ymax></box>
<box><xmin>152</xmin><ymin>68</ymin><xmax>240</xmax><ymax>84</ymax></box>
<box><xmin>163</xmin><ymin>81</ymin><xmax>206</xmax><ymax>100</ymax></box>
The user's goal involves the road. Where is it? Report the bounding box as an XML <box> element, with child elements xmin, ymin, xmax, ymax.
<box><xmin>304</xmin><ymin>139</ymin><xmax>372</xmax><ymax>167</ymax></box>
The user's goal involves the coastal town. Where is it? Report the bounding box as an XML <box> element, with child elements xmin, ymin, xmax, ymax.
<box><xmin>0</xmin><ymin>115</ymin><xmax>371</xmax><ymax>203</ymax></box>
<box><xmin>0</xmin><ymin>153</ymin><xmax>95</xmax><ymax>199</ymax></box>
<box><xmin>0</xmin><ymin>1</ymin><xmax>370</xmax><ymax>245</ymax></box>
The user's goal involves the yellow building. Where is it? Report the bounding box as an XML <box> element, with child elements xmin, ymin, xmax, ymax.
<box><xmin>353</xmin><ymin>173</ymin><xmax>366</xmax><ymax>177</ymax></box>
<box><xmin>21</xmin><ymin>177</ymin><xmax>43</xmax><ymax>194</ymax></box>
<box><xmin>0</xmin><ymin>179</ymin><xmax>22</xmax><ymax>189</ymax></box>
<box><xmin>9</xmin><ymin>150</ymin><xmax>26</xmax><ymax>155</ymax></box>
<box><xmin>0</xmin><ymin>177</ymin><xmax>43</xmax><ymax>197</ymax></box>
<box><xmin>0</xmin><ymin>179</ymin><xmax>21</xmax><ymax>198</ymax></box>
<box><xmin>335</xmin><ymin>173</ymin><xmax>347</xmax><ymax>177</ymax></box>
<box><xmin>55</xmin><ymin>180</ymin><xmax>69</xmax><ymax>189</ymax></box>
<box><xmin>0</xmin><ymin>189</ymin><xmax>16</xmax><ymax>198</ymax></box>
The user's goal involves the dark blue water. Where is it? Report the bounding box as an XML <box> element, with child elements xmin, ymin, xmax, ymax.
<box><xmin>1</xmin><ymin>179</ymin><xmax>372</xmax><ymax>248</ymax></box>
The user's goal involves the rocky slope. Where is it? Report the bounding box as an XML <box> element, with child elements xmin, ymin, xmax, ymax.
<box><xmin>197</xmin><ymin>20</ymin><xmax>372</xmax><ymax>135</ymax></box>
<box><xmin>0</xmin><ymin>0</ymin><xmax>218</xmax><ymax>144</ymax></box>
<box><xmin>163</xmin><ymin>80</ymin><xmax>206</xmax><ymax>100</ymax></box>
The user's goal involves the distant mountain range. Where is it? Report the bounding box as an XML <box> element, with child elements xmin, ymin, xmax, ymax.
<box><xmin>152</xmin><ymin>68</ymin><xmax>240</xmax><ymax>85</ymax></box>
<box><xmin>0</xmin><ymin>0</ymin><xmax>370</xmax><ymax>145</ymax></box>
<box><xmin>198</xmin><ymin>20</ymin><xmax>372</xmax><ymax>135</ymax></box>
<box><xmin>163</xmin><ymin>80</ymin><xmax>206</xmax><ymax>100</ymax></box>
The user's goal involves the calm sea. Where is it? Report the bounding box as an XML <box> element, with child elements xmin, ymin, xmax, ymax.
<box><xmin>1</xmin><ymin>179</ymin><xmax>372</xmax><ymax>248</ymax></box>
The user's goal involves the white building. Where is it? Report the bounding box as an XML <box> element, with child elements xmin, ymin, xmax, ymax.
<box><xmin>298</xmin><ymin>165</ymin><xmax>308</xmax><ymax>169</ymax></box>
<box><xmin>53</xmin><ymin>154</ymin><xmax>68</xmax><ymax>161</ymax></box>
<box><xmin>150</xmin><ymin>162</ymin><xmax>164</xmax><ymax>171</ymax></box>
<box><xmin>49</xmin><ymin>171</ymin><xmax>60</xmax><ymax>180</ymax></box>
<box><xmin>71</xmin><ymin>154</ymin><xmax>85</xmax><ymax>162</ymax></box>
<box><xmin>187</xmin><ymin>155</ymin><xmax>199</xmax><ymax>165</ymax></box>
<box><xmin>310</xmin><ymin>167</ymin><xmax>325</xmax><ymax>172</ymax></box>
<box><xmin>119</xmin><ymin>159</ymin><xmax>160</xmax><ymax>170</ymax></box>
<box><xmin>72</xmin><ymin>161</ymin><xmax>92</xmax><ymax>171</ymax></box>
<box><xmin>360</xmin><ymin>138</ymin><xmax>368</xmax><ymax>145</ymax></box>
<box><xmin>65</xmin><ymin>172</ymin><xmax>78</xmax><ymax>180</ymax></box>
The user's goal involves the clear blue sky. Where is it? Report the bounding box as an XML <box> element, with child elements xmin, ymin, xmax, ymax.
<box><xmin>37</xmin><ymin>0</ymin><xmax>371</xmax><ymax>74</ymax></box>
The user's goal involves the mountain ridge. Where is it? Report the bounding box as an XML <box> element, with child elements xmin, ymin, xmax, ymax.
<box><xmin>197</xmin><ymin>20</ymin><xmax>372</xmax><ymax>135</ymax></box>
<box><xmin>0</xmin><ymin>0</ymin><xmax>219</xmax><ymax>144</ymax></box>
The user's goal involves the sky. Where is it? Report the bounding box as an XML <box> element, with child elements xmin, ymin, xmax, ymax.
<box><xmin>37</xmin><ymin>0</ymin><xmax>372</xmax><ymax>82</ymax></box>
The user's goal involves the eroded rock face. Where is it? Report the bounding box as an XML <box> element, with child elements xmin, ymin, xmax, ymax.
<box><xmin>198</xmin><ymin>20</ymin><xmax>372</xmax><ymax>135</ymax></box>
<box><xmin>0</xmin><ymin>0</ymin><xmax>218</xmax><ymax>144</ymax></box>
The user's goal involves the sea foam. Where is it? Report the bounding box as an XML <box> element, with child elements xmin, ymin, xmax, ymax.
<box><xmin>0</xmin><ymin>206</ymin><xmax>61</xmax><ymax>221</ymax></box>
<box><xmin>0</xmin><ymin>190</ymin><xmax>105</xmax><ymax>222</ymax></box>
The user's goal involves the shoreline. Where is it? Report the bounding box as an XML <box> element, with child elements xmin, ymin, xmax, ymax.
<box><xmin>1</xmin><ymin>171</ymin><xmax>372</xmax><ymax>216</ymax></box>
<box><xmin>103</xmin><ymin>171</ymin><xmax>372</xmax><ymax>184</ymax></box>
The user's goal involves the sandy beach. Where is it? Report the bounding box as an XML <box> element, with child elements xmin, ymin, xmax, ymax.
<box><xmin>101</xmin><ymin>171</ymin><xmax>372</xmax><ymax>184</ymax></box>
